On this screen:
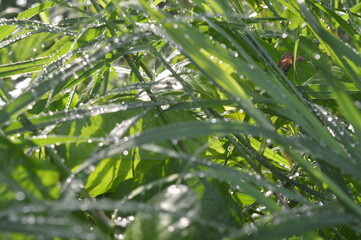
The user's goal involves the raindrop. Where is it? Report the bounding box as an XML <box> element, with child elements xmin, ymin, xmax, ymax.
<box><xmin>15</xmin><ymin>191</ymin><xmax>25</xmax><ymax>201</ymax></box>
<box><xmin>87</xmin><ymin>165</ymin><xmax>95</xmax><ymax>173</ymax></box>
<box><xmin>314</xmin><ymin>54</ymin><xmax>321</xmax><ymax>60</ymax></box>
<box><xmin>354</xmin><ymin>101</ymin><xmax>361</xmax><ymax>109</ymax></box>
<box><xmin>65</xmin><ymin>177</ymin><xmax>73</xmax><ymax>184</ymax></box>
<box><xmin>114</xmin><ymin>233</ymin><xmax>125</xmax><ymax>240</ymax></box>
<box><xmin>123</xmin><ymin>150</ymin><xmax>129</xmax><ymax>156</ymax></box>
<box><xmin>281</xmin><ymin>33</ymin><xmax>288</xmax><ymax>38</ymax></box>
<box><xmin>273</xmin><ymin>217</ymin><xmax>282</xmax><ymax>225</ymax></box>
<box><xmin>8</xmin><ymin>214</ymin><xmax>18</xmax><ymax>222</ymax></box>
<box><xmin>80</xmin><ymin>203</ymin><xmax>88</xmax><ymax>211</ymax></box>
<box><xmin>249</xmin><ymin>12</ymin><xmax>257</xmax><ymax>18</ymax></box>
<box><xmin>173</xmin><ymin>24</ymin><xmax>179</xmax><ymax>29</ymax></box>
<box><xmin>22</xmin><ymin>206</ymin><xmax>30</xmax><ymax>213</ymax></box>
<box><xmin>27</xmin><ymin>216</ymin><xmax>36</xmax><ymax>225</ymax></box>
<box><xmin>198</xmin><ymin>172</ymin><xmax>205</xmax><ymax>178</ymax></box>
<box><xmin>178</xmin><ymin>217</ymin><xmax>190</xmax><ymax>228</ymax></box>
<box><xmin>73</xmin><ymin>225</ymin><xmax>83</xmax><ymax>233</ymax></box>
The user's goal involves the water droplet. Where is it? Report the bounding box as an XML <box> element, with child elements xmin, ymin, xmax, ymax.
<box><xmin>249</xmin><ymin>12</ymin><xmax>257</xmax><ymax>18</ymax></box>
<box><xmin>281</xmin><ymin>33</ymin><xmax>288</xmax><ymax>38</ymax></box>
<box><xmin>198</xmin><ymin>172</ymin><xmax>205</xmax><ymax>178</ymax></box>
<box><xmin>173</xmin><ymin>24</ymin><xmax>179</xmax><ymax>29</ymax></box>
<box><xmin>8</xmin><ymin>214</ymin><xmax>18</xmax><ymax>222</ymax></box>
<box><xmin>123</xmin><ymin>150</ymin><xmax>129</xmax><ymax>155</ymax></box>
<box><xmin>354</xmin><ymin>101</ymin><xmax>361</xmax><ymax>109</ymax></box>
<box><xmin>178</xmin><ymin>217</ymin><xmax>190</xmax><ymax>228</ymax></box>
<box><xmin>114</xmin><ymin>233</ymin><xmax>125</xmax><ymax>240</ymax></box>
<box><xmin>15</xmin><ymin>192</ymin><xmax>25</xmax><ymax>201</ymax></box>
<box><xmin>73</xmin><ymin>225</ymin><xmax>83</xmax><ymax>233</ymax></box>
<box><xmin>314</xmin><ymin>54</ymin><xmax>321</xmax><ymax>60</ymax></box>
<box><xmin>87</xmin><ymin>165</ymin><xmax>95</xmax><ymax>173</ymax></box>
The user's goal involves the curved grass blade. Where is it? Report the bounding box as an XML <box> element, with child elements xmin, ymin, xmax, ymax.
<box><xmin>0</xmin><ymin>57</ymin><xmax>50</xmax><ymax>78</ymax></box>
<box><xmin>0</xmin><ymin>1</ymin><xmax>59</xmax><ymax>41</ymax></box>
<box><xmin>230</xmin><ymin>206</ymin><xmax>356</xmax><ymax>239</ymax></box>
<box><xmin>0</xmin><ymin>32</ymin><xmax>152</xmax><ymax>125</ymax></box>
<box><xmin>3</xmin><ymin>101</ymin><xmax>163</xmax><ymax>134</ymax></box>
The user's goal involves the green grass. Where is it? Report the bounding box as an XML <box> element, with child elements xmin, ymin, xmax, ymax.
<box><xmin>1</xmin><ymin>0</ymin><xmax>361</xmax><ymax>239</ymax></box>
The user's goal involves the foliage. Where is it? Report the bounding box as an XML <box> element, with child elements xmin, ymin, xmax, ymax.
<box><xmin>1</xmin><ymin>0</ymin><xmax>361</xmax><ymax>239</ymax></box>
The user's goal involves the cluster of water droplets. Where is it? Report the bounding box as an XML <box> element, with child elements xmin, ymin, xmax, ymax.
<box><xmin>311</xmin><ymin>103</ymin><xmax>359</xmax><ymax>162</ymax></box>
<box><xmin>0</xmin><ymin>18</ymin><xmax>75</xmax><ymax>36</ymax></box>
<box><xmin>113</xmin><ymin>215</ymin><xmax>135</xmax><ymax>227</ymax></box>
